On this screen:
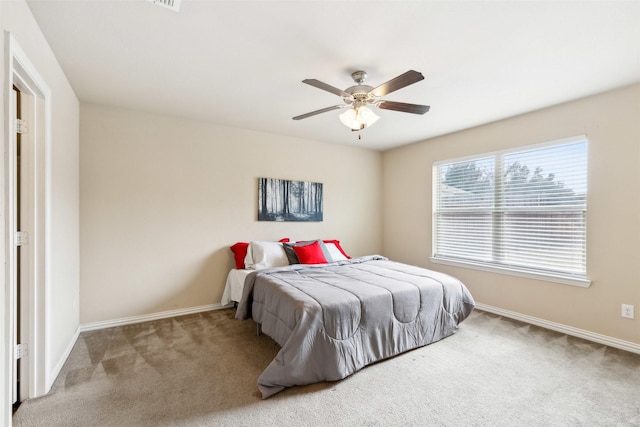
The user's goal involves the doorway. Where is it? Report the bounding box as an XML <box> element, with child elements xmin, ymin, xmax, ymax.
<box><xmin>5</xmin><ymin>33</ymin><xmax>51</xmax><ymax>423</ymax></box>
<box><xmin>11</xmin><ymin>85</ymin><xmax>24</xmax><ymax>412</ymax></box>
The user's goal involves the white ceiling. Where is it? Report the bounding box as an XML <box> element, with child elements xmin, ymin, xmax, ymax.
<box><xmin>26</xmin><ymin>0</ymin><xmax>640</xmax><ymax>151</ymax></box>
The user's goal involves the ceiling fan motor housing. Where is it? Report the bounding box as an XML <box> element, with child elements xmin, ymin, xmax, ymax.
<box><xmin>344</xmin><ymin>72</ymin><xmax>377</xmax><ymax>106</ymax></box>
<box><xmin>344</xmin><ymin>86</ymin><xmax>376</xmax><ymax>106</ymax></box>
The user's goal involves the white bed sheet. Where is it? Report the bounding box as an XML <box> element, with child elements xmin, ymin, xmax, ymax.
<box><xmin>221</xmin><ymin>269</ymin><xmax>253</xmax><ymax>305</ymax></box>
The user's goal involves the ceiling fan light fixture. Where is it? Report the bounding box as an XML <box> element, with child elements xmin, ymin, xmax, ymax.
<box><xmin>357</xmin><ymin>106</ymin><xmax>379</xmax><ymax>127</ymax></box>
<box><xmin>339</xmin><ymin>106</ymin><xmax>379</xmax><ymax>130</ymax></box>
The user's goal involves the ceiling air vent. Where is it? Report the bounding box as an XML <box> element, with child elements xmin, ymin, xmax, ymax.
<box><xmin>146</xmin><ymin>0</ymin><xmax>181</xmax><ymax>12</ymax></box>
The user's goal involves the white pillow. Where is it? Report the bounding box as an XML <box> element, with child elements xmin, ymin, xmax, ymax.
<box><xmin>325</xmin><ymin>242</ymin><xmax>348</xmax><ymax>261</ymax></box>
<box><xmin>245</xmin><ymin>241</ymin><xmax>289</xmax><ymax>270</ymax></box>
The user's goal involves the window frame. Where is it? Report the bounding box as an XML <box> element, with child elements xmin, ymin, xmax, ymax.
<box><xmin>431</xmin><ymin>135</ymin><xmax>590</xmax><ymax>288</ymax></box>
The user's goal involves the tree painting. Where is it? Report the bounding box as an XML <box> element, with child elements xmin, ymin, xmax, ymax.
<box><xmin>258</xmin><ymin>178</ymin><xmax>323</xmax><ymax>222</ymax></box>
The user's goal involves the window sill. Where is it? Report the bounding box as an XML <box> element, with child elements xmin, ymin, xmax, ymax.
<box><xmin>430</xmin><ymin>257</ymin><xmax>591</xmax><ymax>288</ymax></box>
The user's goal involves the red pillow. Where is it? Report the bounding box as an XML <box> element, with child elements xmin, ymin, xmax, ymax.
<box><xmin>323</xmin><ymin>240</ymin><xmax>351</xmax><ymax>259</ymax></box>
<box><xmin>293</xmin><ymin>240</ymin><xmax>328</xmax><ymax>264</ymax></box>
<box><xmin>230</xmin><ymin>238</ymin><xmax>290</xmax><ymax>269</ymax></box>
<box><xmin>230</xmin><ymin>242</ymin><xmax>249</xmax><ymax>269</ymax></box>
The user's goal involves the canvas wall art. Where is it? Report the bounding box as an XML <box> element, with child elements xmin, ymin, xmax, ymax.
<box><xmin>258</xmin><ymin>177</ymin><xmax>323</xmax><ymax>222</ymax></box>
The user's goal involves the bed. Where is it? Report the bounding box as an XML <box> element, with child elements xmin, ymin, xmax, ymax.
<box><xmin>234</xmin><ymin>249</ymin><xmax>475</xmax><ymax>399</ymax></box>
<box><xmin>221</xmin><ymin>269</ymin><xmax>253</xmax><ymax>306</ymax></box>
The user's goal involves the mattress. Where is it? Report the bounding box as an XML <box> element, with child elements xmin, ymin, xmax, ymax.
<box><xmin>221</xmin><ymin>269</ymin><xmax>253</xmax><ymax>305</ymax></box>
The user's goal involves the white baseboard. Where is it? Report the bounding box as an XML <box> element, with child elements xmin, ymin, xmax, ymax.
<box><xmin>48</xmin><ymin>327</ymin><xmax>81</xmax><ymax>391</ymax></box>
<box><xmin>475</xmin><ymin>303</ymin><xmax>640</xmax><ymax>355</ymax></box>
<box><xmin>79</xmin><ymin>303</ymin><xmax>234</xmax><ymax>332</ymax></box>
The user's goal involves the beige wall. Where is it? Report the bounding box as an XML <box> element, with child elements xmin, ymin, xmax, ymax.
<box><xmin>383</xmin><ymin>84</ymin><xmax>640</xmax><ymax>345</ymax></box>
<box><xmin>80</xmin><ymin>104</ymin><xmax>382</xmax><ymax>324</ymax></box>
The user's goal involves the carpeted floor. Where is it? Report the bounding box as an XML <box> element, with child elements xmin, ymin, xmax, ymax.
<box><xmin>12</xmin><ymin>308</ymin><xmax>640</xmax><ymax>426</ymax></box>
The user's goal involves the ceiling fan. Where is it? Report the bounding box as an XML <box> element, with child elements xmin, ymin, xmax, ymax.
<box><xmin>292</xmin><ymin>70</ymin><xmax>430</xmax><ymax>131</ymax></box>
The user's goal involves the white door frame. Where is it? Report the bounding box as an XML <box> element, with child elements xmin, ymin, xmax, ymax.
<box><xmin>3</xmin><ymin>31</ymin><xmax>51</xmax><ymax>418</ymax></box>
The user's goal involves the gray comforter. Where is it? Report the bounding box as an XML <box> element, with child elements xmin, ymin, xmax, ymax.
<box><xmin>236</xmin><ymin>255</ymin><xmax>475</xmax><ymax>398</ymax></box>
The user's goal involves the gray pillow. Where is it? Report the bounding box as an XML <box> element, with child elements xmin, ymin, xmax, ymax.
<box><xmin>283</xmin><ymin>240</ymin><xmax>334</xmax><ymax>264</ymax></box>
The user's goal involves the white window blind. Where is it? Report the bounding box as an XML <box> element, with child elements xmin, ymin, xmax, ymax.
<box><xmin>433</xmin><ymin>136</ymin><xmax>588</xmax><ymax>284</ymax></box>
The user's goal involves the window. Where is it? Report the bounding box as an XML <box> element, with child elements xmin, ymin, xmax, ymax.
<box><xmin>432</xmin><ymin>136</ymin><xmax>589</xmax><ymax>286</ymax></box>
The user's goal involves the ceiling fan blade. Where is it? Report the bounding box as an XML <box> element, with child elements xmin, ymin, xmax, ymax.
<box><xmin>302</xmin><ymin>79</ymin><xmax>351</xmax><ymax>97</ymax></box>
<box><xmin>369</xmin><ymin>70</ymin><xmax>425</xmax><ymax>97</ymax></box>
<box><xmin>292</xmin><ymin>105</ymin><xmax>345</xmax><ymax>120</ymax></box>
<box><xmin>377</xmin><ymin>101</ymin><xmax>430</xmax><ymax>115</ymax></box>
